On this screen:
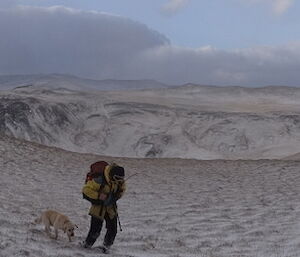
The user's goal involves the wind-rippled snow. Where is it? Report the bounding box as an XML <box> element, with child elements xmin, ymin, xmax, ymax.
<box><xmin>1</xmin><ymin>135</ymin><xmax>300</xmax><ymax>257</ymax></box>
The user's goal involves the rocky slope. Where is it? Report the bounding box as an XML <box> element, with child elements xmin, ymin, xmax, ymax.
<box><xmin>1</xmin><ymin>81</ymin><xmax>300</xmax><ymax>160</ymax></box>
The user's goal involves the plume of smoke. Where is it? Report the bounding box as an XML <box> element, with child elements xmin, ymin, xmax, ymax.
<box><xmin>272</xmin><ymin>0</ymin><xmax>294</xmax><ymax>15</ymax></box>
<box><xmin>161</xmin><ymin>0</ymin><xmax>189</xmax><ymax>15</ymax></box>
<box><xmin>244</xmin><ymin>0</ymin><xmax>294</xmax><ymax>15</ymax></box>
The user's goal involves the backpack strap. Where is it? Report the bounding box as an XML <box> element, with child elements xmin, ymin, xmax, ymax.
<box><xmin>97</xmin><ymin>173</ymin><xmax>107</xmax><ymax>217</ymax></box>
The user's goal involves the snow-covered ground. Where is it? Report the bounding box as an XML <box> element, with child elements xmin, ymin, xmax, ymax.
<box><xmin>1</xmin><ymin>134</ymin><xmax>300</xmax><ymax>257</ymax></box>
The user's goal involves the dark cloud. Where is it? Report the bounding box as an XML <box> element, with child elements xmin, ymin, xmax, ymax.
<box><xmin>133</xmin><ymin>44</ymin><xmax>300</xmax><ymax>86</ymax></box>
<box><xmin>0</xmin><ymin>6</ymin><xmax>169</xmax><ymax>79</ymax></box>
<box><xmin>0</xmin><ymin>6</ymin><xmax>300</xmax><ymax>86</ymax></box>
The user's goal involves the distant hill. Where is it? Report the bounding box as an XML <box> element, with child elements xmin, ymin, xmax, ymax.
<box><xmin>0</xmin><ymin>74</ymin><xmax>172</xmax><ymax>91</ymax></box>
<box><xmin>282</xmin><ymin>152</ymin><xmax>300</xmax><ymax>160</ymax></box>
<box><xmin>1</xmin><ymin>76</ymin><xmax>300</xmax><ymax>160</ymax></box>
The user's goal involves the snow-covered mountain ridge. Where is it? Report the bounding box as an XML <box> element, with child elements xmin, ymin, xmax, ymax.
<box><xmin>1</xmin><ymin>79</ymin><xmax>300</xmax><ymax>160</ymax></box>
<box><xmin>0</xmin><ymin>74</ymin><xmax>171</xmax><ymax>91</ymax></box>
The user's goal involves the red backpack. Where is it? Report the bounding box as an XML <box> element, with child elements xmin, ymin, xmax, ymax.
<box><xmin>85</xmin><ymin>161</ymin><xmax>108</xmax><ymax>183</ymax></box>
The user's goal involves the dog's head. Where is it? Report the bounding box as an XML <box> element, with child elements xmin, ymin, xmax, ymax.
<box><xmin>63</xmin><ymin>222</ymin><xmax>78</xmax><ymax>238</ymax></box>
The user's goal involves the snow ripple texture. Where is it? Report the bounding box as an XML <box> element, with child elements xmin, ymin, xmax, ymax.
<box><xmin>1</xmin><ymin>134</ymin><xmax>300</xmax><ymax>256</ymax></box>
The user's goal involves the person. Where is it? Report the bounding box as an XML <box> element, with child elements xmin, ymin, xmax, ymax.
<box><xmin>81</xmin><ymin>162</ymin><xmax>126</xmax><ymax>253</ymax></box>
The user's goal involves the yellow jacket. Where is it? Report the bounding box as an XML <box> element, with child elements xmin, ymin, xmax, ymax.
<box><xmin>82</xmin><ymin>165</ymin><xmax>126</xmax><ymax>220</ymax></box>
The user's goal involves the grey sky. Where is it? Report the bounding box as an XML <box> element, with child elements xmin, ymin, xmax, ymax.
<box><xmin>0</xmin><ymin>5</ymin><xmax>300</xmax><ymax>86</ymax></box>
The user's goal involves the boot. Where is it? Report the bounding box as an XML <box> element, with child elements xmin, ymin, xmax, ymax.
<box><xmin>79</xmin><ymin>240</ymin><xmax>92</xmax><ymax>249</ymax></box>
<box><xmin>101</xmin><ymin>243</ymin><xmax>111</xmax><ymax>254</ymax></box>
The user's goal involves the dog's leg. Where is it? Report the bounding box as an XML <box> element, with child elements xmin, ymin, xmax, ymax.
<box><xmin>45</xmin><ymin>225</ymin><xmax>52</xmax><ymax>238</ymax></box>
<box><xmin>42</xmin><ymin>216</ymin><xmax>52</xmax><ymax>237</ymax></box>
<box><xmin>53</xmin><ymin>228</ymin><xmax>58</xmax><ymax>240</ymax></box>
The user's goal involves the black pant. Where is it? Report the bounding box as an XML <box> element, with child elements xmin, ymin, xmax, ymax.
<box><xmin>85</xmin><ymin>213</ymin><xmax>118</xmax><ymax>247</ymax></box>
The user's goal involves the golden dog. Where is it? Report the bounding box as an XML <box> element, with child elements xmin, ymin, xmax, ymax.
<box><xmin>35</xmin><ymin>210</ymin><xmax>77</xmax><ymax>242</ymax></box>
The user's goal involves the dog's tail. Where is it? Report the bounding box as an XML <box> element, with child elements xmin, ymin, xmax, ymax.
<box><xmin>34</xmin><ymin>215</ymin><xmax>42</xmax><ymax>224</ymax></box>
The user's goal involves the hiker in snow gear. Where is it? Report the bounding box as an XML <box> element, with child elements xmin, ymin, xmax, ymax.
<box><xmin>81</xmin><ymin>162</ymin><xmax>126</xmax><ymax>253</ymax></box>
